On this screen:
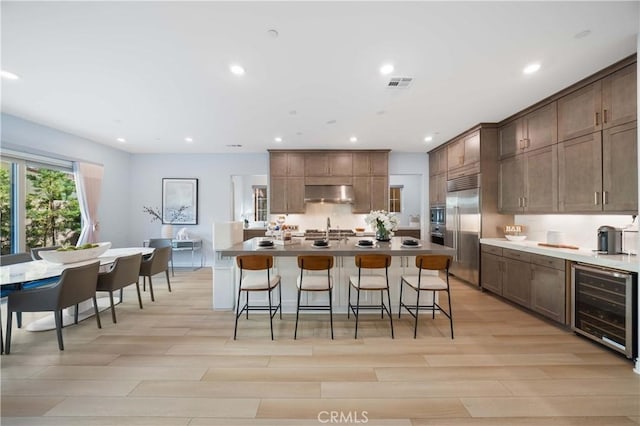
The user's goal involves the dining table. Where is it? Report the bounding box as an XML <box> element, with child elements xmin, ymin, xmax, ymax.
<box><xmin>0</xmin><ymin>247</ymin><xmax>154</xmax><ymax>332</ymax></box>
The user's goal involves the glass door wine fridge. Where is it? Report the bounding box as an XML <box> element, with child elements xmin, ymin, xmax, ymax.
<box><xmin>571</xmin><ymin>263</ymin><xmax>637</xmax><ymax>359</ymax></box>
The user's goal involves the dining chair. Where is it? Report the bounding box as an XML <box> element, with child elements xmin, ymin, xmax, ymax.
<box><xmin>295</xmin><ymin>255</ymin><xmax>334</xmax><ymax>339</ymax></box>
<box><xmin>148</xmin><ymin>238</ymin><xmax>174</xmax><ymax>276</ymax></box>
<box><xmin>348</xmin><ymin>254</ymin><xmax>394</xmax><ymax>339</ymax></box>
<box><xmin>139</xmin><ymin>246</ymin><xmax>171</xmax><ymax>302</ymax></box>
<box><xmin>30</xmin><ymin>246</ymin><xmax>61</xmax><ymax>261</ymax></box>
<box><xmin>96</xmin><ymin>253</ymin><xmax>143</xmax><ymax>323</ymax></box>
<box><xmin>399</xmin><ymin>255</ymin><xmax>454</xmax><ymax>339</ymax></box>
<box><xmin>234</xmin><ymin>255</ymin><xmax>281</xmax><ymax>340</ymax></box>
<box><xmin>5</xmin><ymin>261</ymin><xmax>102</xmax><ymax>353</ymax></box>
<box><xmin>0</xmin><ymin>252</ymin><xmax>33</xmax><ymax>266</ymax></box>
<box><xmin>0</xmin><ymin>252</ymin><xmax>33</xmax><ymax>354</ymax></box>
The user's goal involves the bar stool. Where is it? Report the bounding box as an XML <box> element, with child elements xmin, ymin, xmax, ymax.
<box><xmin>234</xmin><ymin>255</ymin><xmax>282</xmax><ymax>340</ymax></box>
<box><xmin>348</xmin><ymin>254</ymin><xmax>394</xmax><ymax>339</ymax></box>
<box><xmin>295</xmin><ymin>255</ymin><xmax>334</xmax><ymax>340</ymax></box>
<box><xmin>399</xmin><ymin>255</ymin><xmax>454</xmax><ymax>339</ymax></box>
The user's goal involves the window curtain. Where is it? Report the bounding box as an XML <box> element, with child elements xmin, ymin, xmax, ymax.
<box><xmin>74</xmin><ymin>162</ymin><xmax>104</xmax><ymax>244</ymax></box>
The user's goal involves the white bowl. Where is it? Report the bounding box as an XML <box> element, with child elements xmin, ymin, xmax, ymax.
<box><xmin>505</xmin><ymin>235</ymin><xmax>527</xmax><ymax>241</ymax></box>
<box><xmin>38</xmin><ymin>242</ymin><xmax>111</xmax><ymax>264</ymax></box>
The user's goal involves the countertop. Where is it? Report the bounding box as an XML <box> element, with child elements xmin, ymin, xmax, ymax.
<box><xmin>480</xmin><ymin>238</ymin><xmax>639</xmax><ymax>273</ymax></box>
<box><xmin>218</xmin><ymin>236</ymin><xmax>453</xmax><ymax>257</ymax></box>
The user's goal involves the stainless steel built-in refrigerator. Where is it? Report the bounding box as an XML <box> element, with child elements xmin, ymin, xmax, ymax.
<box><xmin>445</xmin><ymin>176</ymin><xmax>481</xmax><ymax>286</ymax></box>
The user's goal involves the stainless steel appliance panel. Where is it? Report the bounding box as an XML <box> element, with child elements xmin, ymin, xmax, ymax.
<box><xmin>445</xmin><ymin>187</ymin><xmax>480</xmax><ymax>285</ymax></box>
<box><xmin>571</xmin><ymin>263</ymin><xmax>636</xmax><ymax>358</ymax></box>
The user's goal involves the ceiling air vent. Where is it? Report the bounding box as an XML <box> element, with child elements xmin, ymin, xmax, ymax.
<box><xmin>387</xmin><ymin>76</ymin><xmax>414</xmax><ymax>89</ymax></box>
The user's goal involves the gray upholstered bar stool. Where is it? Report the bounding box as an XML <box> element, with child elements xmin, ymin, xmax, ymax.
<box><xmin>234</xmin><ymin>255</ymin><xmax>282</xmax><ymax>340</ymax></box>
<box><xmin>348</xmin><ymin>254</ymin><xmax>394</xmax><ymax>339</ymax></box>
<box><xmin>399</xmin><ymin>255</ymin><xmax>454</xmax><ymax>339</ymax></box>
<box><xmin>295</xmin><ymin>255</ymin><xmax>334</xmax><ymax>340</ymax></box>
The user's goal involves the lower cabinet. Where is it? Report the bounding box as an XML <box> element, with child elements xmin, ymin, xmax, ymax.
<box><xmin>480</xmin><ymin>245</ymin><xmax>566</xmax><ymax>324</ymax></box>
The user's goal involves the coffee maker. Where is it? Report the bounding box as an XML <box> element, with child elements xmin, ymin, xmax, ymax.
<box><xmin>597</xmin><ymin>225</ymin><xmax>622</xmax><ymax>254</ymax></box>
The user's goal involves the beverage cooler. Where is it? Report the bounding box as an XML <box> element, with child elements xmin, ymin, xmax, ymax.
<box><xmin>571</xmin><ymin>263</ymin><xmax>638</xmax><ymax>359</ymax></box>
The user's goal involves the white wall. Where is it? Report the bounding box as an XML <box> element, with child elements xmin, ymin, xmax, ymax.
<box><xmin>129</xmin><ymin>153</ymin><xmax>268</xmax><ymax>265</ymax></box>
<box><xmin>389</xmin><ymin>174</ymin><xmax>422</xmax><ymax>227</ymax></box>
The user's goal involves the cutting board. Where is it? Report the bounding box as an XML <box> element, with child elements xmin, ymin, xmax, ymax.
<box><xmin>538</xmin><ymin>242</ymin><xmax>579</xmax><ymax>250</ymax></box>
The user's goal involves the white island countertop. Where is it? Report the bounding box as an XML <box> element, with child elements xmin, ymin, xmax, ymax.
<box><xmin>480</xmin><ymin>238</ymin><xmax>639</xmax><ymax>273</ymax></box>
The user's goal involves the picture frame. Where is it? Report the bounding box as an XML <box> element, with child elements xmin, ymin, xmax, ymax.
<box><xmin>162</xmin><ymin>178</ymin><xmax>198</xmax><ymax>224</ymax></box>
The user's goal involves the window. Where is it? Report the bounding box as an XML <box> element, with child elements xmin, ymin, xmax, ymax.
<box><xmin>0</xmin><ymin>152</ymin><xmax>81</xmax><ymax>254</ymax></box>
<box><xmin>253</xmin><ymin>185</ymin><xmax>267</xmax><ymax>222</ymax></box>
<box><xmin>389</xmin><ymin>186</ymin><xmax>402</xmax><ymax>213</ymax></box>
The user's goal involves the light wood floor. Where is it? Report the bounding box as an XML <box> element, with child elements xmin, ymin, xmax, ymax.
<box><xmin>1</xmin><ymin>268</ymin><xmax>639</xmax><ymax>425</ymax></box>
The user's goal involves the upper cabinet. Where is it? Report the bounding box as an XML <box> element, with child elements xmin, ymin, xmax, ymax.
<box><xmin>558</xmin><ymin>63</ymin><xmax>636</xmax><ymax>142</ymax></box>
<box><xmin>429</xmin><ymin>146</ymin><xmax>447</xmax><ymax>176</ymax></box>
<box><xmin>304</xmin><ymin>152</ymin><xmax>353</xmax><ymax>177</ymax></box>
<box><xmin>270</xmin><ymin>150</ymin><xmax>389</xmax><ymax>214</ymax></box>
<box><xmin>447</xmin><ymin>131</ymin><xmax>480</xmax><ymax>179</ymax></box>
<box><xmin>270</xmin><ymin>152</ymin><xmax>305</xmax><ymax>177</ymax></box>
<box><xmin>499</xmin><ymin>102</ymin><xmax>557</xmax><ymax>159</ymax></box>
<box><xmin>497</xmin><ymin>56</ymin><xmax>637</xmax><ymax>214</ymax></box>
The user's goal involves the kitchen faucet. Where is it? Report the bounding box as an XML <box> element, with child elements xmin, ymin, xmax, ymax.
<box><xmin>326</xmin><ymin>217</ymin><xmax>331</xmax><ymax>240</ymax></box>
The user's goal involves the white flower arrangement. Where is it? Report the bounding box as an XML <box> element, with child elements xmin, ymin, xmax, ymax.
<box><xmin>365</xmin><ymin>210</ymin><xmax>399</xmax><ymax>239</ymax></box>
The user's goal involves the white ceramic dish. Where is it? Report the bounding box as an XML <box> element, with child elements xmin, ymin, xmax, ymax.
<box><xmin>356</xmin><ymin>244</ymin><xmax>376</xmax><ymax>249</ymax></box>
<box><xmin>256</xmin><ymin>245</ymin><xmax>275</xmax><ymax>249</ymax></box>
<box><xmin>505</xmin><ymin>235</ymin><xmax>527</xmax><ymax>241</ymax></box>
<box><xmin>311</xmin><ymin>245</ymin><xmax>331</xmax><ymax>249</ymax></box>
<box><xmin>38</xmin><ymin>242</ymin><xmax>111</xmax><ymax>264</ymax></box>
<box><xmin>401</xmin><ymin>243</ymin><xmax>423</xmax><ymax>248</ymax></box>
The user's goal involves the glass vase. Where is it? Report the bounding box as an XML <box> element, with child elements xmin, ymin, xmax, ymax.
<box><xmin>375</xmin><ymin>227</ymin><xmax>391</xmax><ymax>242</ymax></box>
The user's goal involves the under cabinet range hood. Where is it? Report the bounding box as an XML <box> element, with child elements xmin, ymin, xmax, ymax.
<box><xmin>304</xmin><ymin>185</ymin><xmax>354</xmax><ymax>204</ymax></box>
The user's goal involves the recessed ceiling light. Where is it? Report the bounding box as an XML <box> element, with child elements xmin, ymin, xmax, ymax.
<box><xmin>289</xmin><ymin>110</ymin><xmax>297</xmax><ymax>115</ymax></box>
<box><xmin>296</xmin><ymin>132</ymin><xmax>303</xmax><ymax>136</ymax></box>
<box><xmin>185</xmin><ymin>137</ymin><xmax>193</xmax><ymax>143</ymax></box>
<box><xmin>523</xmin><ymin>62</ymin><xmax>541</xmax><ymax>75</ymax></box>
<box><xmin>350</xmin><ymin>136</ymin><xmax>358</xmax><ymax>143</ymax></box>
<box><xmin>274</xmin><ymin>137</ymin><xmax>283</xmax><ymax>142</ymax></box>
<box><xmin>326</xmin><ymin>119</ymin><xmax>337</xmax><ymax>125</ymax></box>
<box><xmin>230</xmin><ymin>64</ymin><xmax>245</xmax><ymax>75</ymax></box>
<box><xmin>1</xmin><ymin>70</ymin><xmax>19</xmax><ymax>80</ymax></box>
<box><xmin>267</xmin><ymin>29</ymin><xmax>279</xmax><ymax>38</ymax></box>
<box><xmin>376</xmin><ymin>110</ymin><xmax>386</xmax><ymax>115</ymax></box>
<box><xmin>116</xmin><ymin>137</ymin><xmax>126</xmax><ymax>143</ymax></box>
<box><xmin>424</xmin><ymin>136</ymin><xmax>433</xmax><ymax>142</ymax></box>
<box><xmin>380</xmin><ymin>63</ymin><xmax>394</xmax><ymax>75</ymax></box>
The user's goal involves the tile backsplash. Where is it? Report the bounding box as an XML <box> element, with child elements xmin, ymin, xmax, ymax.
<box><xmin>271</xmin><ymin>203</ymin><xmax>368</xmax><ymax>231</ymax></box>
<box><xmin>514</xmin><ymin>214</ymin><xmax>637</xmax><ymax>250</ymax></box>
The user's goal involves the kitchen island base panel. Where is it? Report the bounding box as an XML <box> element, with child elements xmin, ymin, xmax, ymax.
<box><xmin>213</xmin><ymin>255</ymin><xmax>439</xmax><ymax>314</ymax></box>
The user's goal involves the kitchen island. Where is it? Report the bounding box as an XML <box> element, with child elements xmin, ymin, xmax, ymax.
<box><xmin>214</xmin><ymin>236</ymin><xmax>454</xmax><ymax>312</ymax></box>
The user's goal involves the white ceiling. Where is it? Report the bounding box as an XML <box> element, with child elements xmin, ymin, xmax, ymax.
<box><xmin>1</xmin><ymin>1</ymin><xmax>638</xmax><ymax>154</ymax></box>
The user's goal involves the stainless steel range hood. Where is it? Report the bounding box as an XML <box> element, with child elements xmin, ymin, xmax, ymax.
<box><xmin>304</xmin><ymin>185</ymin><xmax>354</xmax><ymax>204</ymax></box>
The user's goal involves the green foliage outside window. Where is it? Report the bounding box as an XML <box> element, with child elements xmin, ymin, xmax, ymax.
<box><xmin>25</xmin><ymin>168</ymin><xmax>81</xmax><ymax>249</ymax></box>
<box><xmin>0</xmin><ymin>167</ymin><xmax>11</xmax><ymax>254</ymax></box>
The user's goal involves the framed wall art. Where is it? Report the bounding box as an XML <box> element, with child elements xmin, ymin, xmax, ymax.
<box><xmin>162</xmin><ymin>178</ymin><xmax>198</xmax><ymax>224</ymax></box>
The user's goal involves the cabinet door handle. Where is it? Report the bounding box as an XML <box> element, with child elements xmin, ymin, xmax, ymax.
<box><xmin>518</xmin><ymin>197</ymin><xmax>522</xmax><ymax>208</ymax></box>
<box><xmin>603</xmin><ymin>191</ymin><xmax>608</xmax><ymax>205</ymax></box>
<box><xmin>603</xmin><ymin>109</ymin><xmax>608</xmax><ymax>124</ymax></box>
<box><xmin>524</xmin><ymin>138</ymin><xmax>530</xmax><ymax>148</ymax></box>
<box><xmin>595</xmin><ymin>112</ymin><xmax>600</xmax><ymax>126</ymax></box>
<box><xmin>594</xmin><ymin>191</ymin><xmax>600</xmax><ymax>205</ymax></box>
<box><xmin>518</xmin><ymin>139</ymin><xmax>524</xmax><ymax>150</ymax></box>
<box><xmin>522</xmin><ymin>197</ymin><xmax>527</xmax><ymax>208</ymax></box>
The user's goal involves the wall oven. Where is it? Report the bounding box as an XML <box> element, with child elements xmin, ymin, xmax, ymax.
<box><xmin>571</xmin><ymin>263</ymin><xmax>637</xmax><ymax>359</ymax></box>
<box><xmin>430</xmin><ymin>206</ymin><xmax>445</xmax><ymax>225</ymax></box>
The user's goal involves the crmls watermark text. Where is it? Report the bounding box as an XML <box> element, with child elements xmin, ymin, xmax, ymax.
<box><xmin>317</xmin><ymin>411</ymin><xmax>369</xmax><ymax>424</ymax></box>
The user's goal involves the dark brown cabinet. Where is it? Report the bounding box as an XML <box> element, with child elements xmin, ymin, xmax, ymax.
<box><xmin>499</xmin><ymin>146</ymin><xmax>557</xmax><ymax>213</ymax></box>
<box><xmin>352</xmin><ymin>175</ymin><xmax>389</xmax><ymax>213</ymax></box>
<box><xmin>429</xmin><ymin>147</ymin><xmax>447</xmax><ymax>176</ymax></box>
<box><xmin>269</xmin><ymin>176</ymin><xmax>305</xmax><ymax>214</ymax></box>
<box><xmin>499</xmin><ymin>102</ymin><xmax>557</xmax><ymax>159</ymax></box>
<box><xmin>530</xmin><ymin>254</ymin><xmax>566</xmax><ymax>324</ymax></box>
<box><xmin>270</xmin><ymin>152</ymin><xmax>305</xmax><ymax>177</ymax></box>
<box><xmin>481</xmin><ymin>245</ymin><xmax>566</xmax><ymax>324</ymax></box>
<box><xmin>503</xmin><ymin>254</ymin><xmax>531</xmax><ymax>308</ymax></box>
<box><xmin>558</xmin><ymin>122</ymin><xmax>637</xmax><ymax>213</ymax></box>
<box><xmin>429</xmin><ymin>173</ymin><xmax>446</xmax><ymax>206</ymax></box>
<box><xmin>558</xmin><ymin>63</ymin><xmax>636</xmax><ymax>141</ymax></box>
<box><xmin>447</xmin><ymin>131</ymin><xmax>480</xmax><ymax>179</ymax></box>
<box><xmin>394</xmin><ymin>228</ymin><xmax>421</xmax><ymax>239</ymax></box>
<box><xmin>303</xmin><ymin>152</ymin><xmax>353</xmax><ymax>177</ymax></box>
